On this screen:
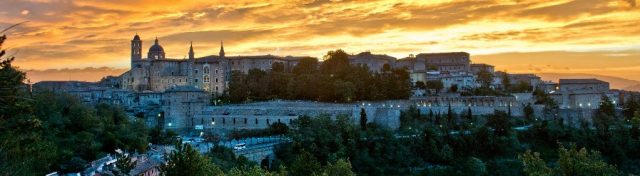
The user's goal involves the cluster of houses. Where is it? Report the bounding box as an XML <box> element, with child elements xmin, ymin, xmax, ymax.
<box><xmin>31</xmin><ymin>34</ymin><xmax>627</xmax><ymax>133</ymax></box>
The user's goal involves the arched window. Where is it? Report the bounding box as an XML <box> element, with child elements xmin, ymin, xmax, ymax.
<box><xmin>204</xmin><ymin>76</ymin><xmax>210</xmax><ymax>83</ymax></box>
<box><xmin>204</xmin><ymin>66</ymin><xmax>210</xmax><ymax>74</ymax></box>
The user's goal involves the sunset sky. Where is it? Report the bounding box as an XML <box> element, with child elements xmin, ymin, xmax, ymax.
<box><xmin>1</xmin><ymin>0</ymin><xmax>639</xmax><ymax>83</ymax></box>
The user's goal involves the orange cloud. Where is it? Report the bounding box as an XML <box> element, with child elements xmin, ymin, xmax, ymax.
<box><xmin>0</xmin><ymin>0</ymin><xmax>638</xmax><ymax>81</ymax></box>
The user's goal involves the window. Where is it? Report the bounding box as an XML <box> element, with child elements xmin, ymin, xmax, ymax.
<box><xmin>215</xmin><ymin>78</ymin><xmax>218</xmax><ymax>83</ymax></box>
<box><xmin>215</xmin><ymin>69</ymin><xmax>218</xmax><ymax>74</ymax></box>
<box><xmin>223</xmin><ymin>118</ymin><xmax>225</xmax><ymax>124</ymax></box>
<box><xmin>255</xmin><ymin>119</ymin><xmax>258</xmax><ymax>124</ymax></box>
<box><xmin>195</xmin><ymin>79</ymin><xmax>199</xmax><ymax>83</ymax></box>
<box><xmin>233</xmin><ymin>118</ymin><xmax>236</xmax><ymax>124</ymax></box>
<box><xmin>204</xmin><ymin>76</ymin><xmax>210</xmax><ymax>83</ymax></box>
<box><xmin>266</xmin><ymin>119</ymin><xmax>270</xmax><ymax>125</ymax></box>
<box><xmin>244</xmin><ymin>118</ymin><xmax>247</xmax><ymax>124</ymax></box>
<box><xmin>195</xmin><ymin>69</ymin><xmax>198</xmax><ymax>74</ymax></box>
<box><xmin>204</xmin><ymin>66</ymin><xmax>210</xmax><ymax>74</ymax></box>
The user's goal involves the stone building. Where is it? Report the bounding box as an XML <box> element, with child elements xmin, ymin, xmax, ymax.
<box><xmin>509</xmin><ymin>73</ymin><xmax>542</xmax><ymax>91</ymax></box>
<box><xmin>440</xmin><ymin>72</ymin><xmax>478</xmax><ymax>91</ymax></box>
<box><xmin>416</xmin><ymin>52</ymin><xmax>471</xmax><ymax>73</ymax></box>
<box><xmin>470</xmin><ymin>63</ymin><xmax>495</xmax><ymax>74</ymax></box>
<box><xmin>348</xmin><ymin>51</ymin><xmax>396</xmax><ymax>72</ymax></box>
<box><xmin>121</xmin><ymin>35</ymin><xmax>227</xmax><ymax>94</ymax></box>
<box><xmin>551</xmin><ymin>79</ymin><xmax>618</xmax><ymax>109</ymax></box>
<box><xmin>228</xmin><ymin>55</ymin><xmax>308</xmax><ymax>73</ymax></box>
<box><xmin>160</xmin><ymin>86</ymin><xmax>211</xmax><ymax>131</ymax></box>
<box><xmin>119</xmin><ymin>34</ymin><xmax>310</xmax><ymax>95</ymax></box>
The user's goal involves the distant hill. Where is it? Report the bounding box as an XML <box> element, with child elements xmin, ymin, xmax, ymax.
<box><xmin>536</xmin><ymin>73</ymin><xmax>640</xmax><ymax>91</ymax></box>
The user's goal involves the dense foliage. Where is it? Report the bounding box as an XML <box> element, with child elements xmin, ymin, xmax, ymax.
<box><xmin>227</xmin><ymin>49</ymin><xmax>412</xmax><ymax>103</ymax></box>
<box><xmin>267</xmin><ymin>95</ymin><xmax>640</xmax><ymax>175</ymax></box>
<box><xmin>0</xmin><ymin>35</ymin><xmax>148</xmax><ymax>175</ymax></box>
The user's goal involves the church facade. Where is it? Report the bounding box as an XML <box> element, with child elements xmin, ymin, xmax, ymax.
<box><xmin>120</xmin><ymin>34</ymin><xmax>308</xmax><ymax>94</ymax></box>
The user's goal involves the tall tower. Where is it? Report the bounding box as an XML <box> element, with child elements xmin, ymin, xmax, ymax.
<box><xmin>219</xmin><ymin>41</ymin><xmax>225</xmax><ymax>58</ymax></box>
<box><xmin>131</xmin><ymin>34</ymin><xmax>142</xmax><ymax>63</ymax></box>
<box><xmin>188</xmin><ymin>41</ymin><xmax>195</xmax><ymax>85</ymax></box>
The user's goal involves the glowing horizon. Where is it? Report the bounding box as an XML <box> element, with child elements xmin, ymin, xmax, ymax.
<box><xmin>1</xmin><ymin>0</ymin><xmax>639</xmax><ymax>82</ymax></box>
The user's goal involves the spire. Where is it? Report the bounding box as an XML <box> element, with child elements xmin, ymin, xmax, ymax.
<box><xmin>219</xmin><ymin>41</ymin><xmax>225</xmax><ymax>57</ymax></box>
<box><xmin>189</xmin><ymin>41</ymin><xmax>194</xmax><ymax>60</ymax></box>
<box><xmin>154</xmin><ymin>36</ymin><xmax>158</xmax><ymax>44</ymax></box>
<box><xmin>189</xmin><ymin>41</ymin><xmax>194</xmax><ymax>53</ymax></box>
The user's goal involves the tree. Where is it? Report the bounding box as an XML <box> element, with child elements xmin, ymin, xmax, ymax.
<box><xmin>449</xmin><ymin>84</ymin><xmax>458</xmax><ymax>93</ymax></box>
<box><xmin>320</xmin><ymin>49</ymin><xmax>350</xmax><ymax>76</ymax></box>
<box><xmin>271</xmin><ymin>62</ymin><xmax>285</xmax><ymax>73</ymax></box>
<box><xmin>0</xmin><ymin>33</ymin><xmax>57</xmax><ymax>175</ymax></box>
<box><xmin>207</xmin><ymin>144</ymin><xmax>253</xmax><ymax>173</ymax></box>
<box><xmin>466</xmin><ymin>107</ymin><xmax>473</xmax><ymax>122</ymax></box>
<box><xmin>333</xmin><ymin>80</ymin><xmax>356</xmax><ymax>102</ymax></box>
<box><xmin>597</xmin><ymin>95</ymin><xmax>615</xmax><ymax>117</ymax></box>
<box><xmin>520</xmin><ymin>144</ymin><xmax>619</xmax><ymax>176</ymax></box>
<box><xmin>524</xmin><ymin>103</ymin><xmax>534</xmax><ymax>122</ymax></box>
<box><xmin>622</xmin><ymin>95</ymin><xmax>639</xmax><ymax>120</ymax></box>
<box><xmin>161</xmin><ymin>141</ymin><xmax>223</xmax><ymax>176</ymax></box>
<box><xmin>269</xmin><ymin>122</ymin><xmax>289</xmax><ymax>135</ymax></box>
<box><xmin>113</xmin><ymin>152</ymin><xmax>136</xmax><ymax>176</ymax></box>
<box><xmin>321</xmin><ymin>159</ymin><xmax>355</xmax><ymax>176</ymax></box>
<box><xmin>447</xmin><ymin>104</ymin><xmax>454</xmax><ymax>127</ymax></box>
<box><xmin>513</xmin><ymin>81</ymin><xmax>532</xmax><ymax>93</ymax></box>
<box><xmin>477</xmin><ymin>69</ymin><xmax>494</xmax><ymax>88</ymax></box>
<box><xmin>292</xmin><ymin>57</ymin><xmax>318</xmax><ymax>75</ymax></box>
<box><xmin>594</xmin><ymin>95</ymin><xmax>616</xmax><ymax>133</ymax></box>
<box><xmin>461</xmin><ymin>157</ymin><xmax>487</xmax><ymax>175</ymax></box>
<box><xmin>228</xmin><ymin>70</ymin><xmax>250</xmax><ymax>103</ymax></box>
<box><xmin>227</xmin><ymin>165</ymin><xmax>285</xmax><ymax>176</ymax></box>
<box><xmin>501</xmin><ymin>72</ymin><xmax>511</xmax><ymax>92</ymax></box>
<box><xmin>415</xmin><ymin>81</ymin><xmax>426</xmax><ymax>89</ymax></box>
<box><xmin>289</xmin><ymin>150</ymin><xmax>321</xmax><ymax>176</ymax></box>
<box><xmin>486</xmin><ymin>110</ymin><xmax>511</xmax><ymax>136</ymax></box>
<box><xmin>382</xmin><ymin>63</ymin><xmax>391</xmax><ymax>72</ymax></box>
<box><xmin>631</xmin><ymin>111</ymin><xmax>640</xmax><ymax>139</ymax></box>
<box><xmin>542</xmin><ymin>98</ymin><xmax>559</xmax><ymax>120</ymax></box>
<box><xmin>519</xmin><ymin>150</ymin><xmax>553</xmax><ymax>176</ymax></box>
<box><xmin>360</xmin><ymin>108</ymin><xmax>367</xmax><ymax>131</ymax></box>
<box><xmin>426</xmin><ymin>80</ymin><xmax>444</xmax><ymax>94</ymax></box>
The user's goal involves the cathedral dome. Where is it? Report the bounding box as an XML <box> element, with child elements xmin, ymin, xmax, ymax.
<box><xmin>148</xmin><ymin>37</ymin><xmax>165</xmax><ymax>59</ymax></box>
<box><xmin>149</xmin><ymin>38</ymin><xmax>164</xmax><ymax>53</ymax></box>
<box><xmin>149</xmin><ymin>43</ymin><xmax>164</xmax><ymax>53</ymax></box>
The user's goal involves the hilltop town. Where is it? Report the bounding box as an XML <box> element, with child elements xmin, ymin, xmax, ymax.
<box><xmin>20</xmin><ymin>34</ymin><xmax>638</xmax><ymax>175</ymax></box>
<box><xmin>34</xmin><ymin>34</ymin><xmax>627</xmax><ymax>132</ymax></box>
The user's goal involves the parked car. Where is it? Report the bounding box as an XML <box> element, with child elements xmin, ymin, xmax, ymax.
<box><xmin>234</xmin><ymin>143</ymin><xmax>246</xmax><ymax>150</ymax></box>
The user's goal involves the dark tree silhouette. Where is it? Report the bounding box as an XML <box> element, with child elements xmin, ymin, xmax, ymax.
<box><xmin>360</xmin><ymin>108</ymin><xmax>367</xmax><ymax>131</ymax></box>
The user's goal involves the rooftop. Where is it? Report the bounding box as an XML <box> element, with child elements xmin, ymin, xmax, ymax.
<box><xmin>559</xmin><ymin>79</ymin><xmax>608</xmax><ymax>84</ymax></box>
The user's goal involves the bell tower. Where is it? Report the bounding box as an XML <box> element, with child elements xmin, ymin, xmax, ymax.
<box><xmin>131</xmin><ymin>33</ymin><xmax>142</xmax><ymax>61</ymax></box>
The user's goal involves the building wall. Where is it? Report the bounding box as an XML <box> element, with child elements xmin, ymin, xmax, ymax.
<box><xmin>560</xmin><ymin>83</ymin><xmax>609</xmax><ymax>93</ymax></box>
<box><xmin>416</xmin><ymin>52</ymin><xmax>470</xmax><ymax>72</ymax></box>
<box><xmin>161</xmin><ymin>90</ymin><xmax>210</xmax><ymax>130</ymax></box>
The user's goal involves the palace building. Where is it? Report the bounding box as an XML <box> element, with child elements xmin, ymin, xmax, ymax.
<box><xmin>120</xmin><ymin>34</ymin><xmax>308</xmax><ymax>94</ymax></box>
